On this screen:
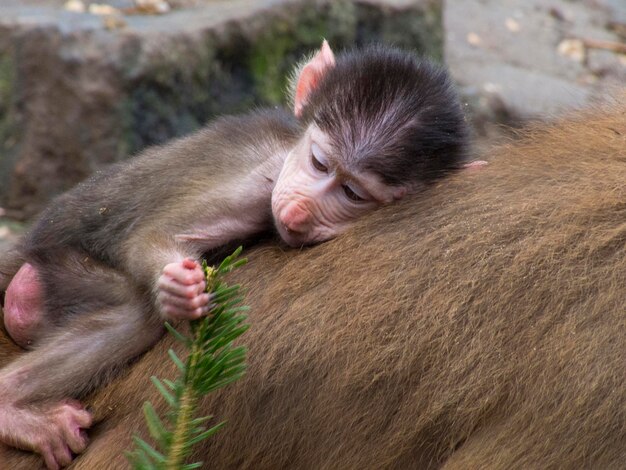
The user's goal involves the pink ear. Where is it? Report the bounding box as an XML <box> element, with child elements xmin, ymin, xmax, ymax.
<box><xmin>294</xmin><ymin>40</ymin><xmax>336</xmax><ymax>117</ymax></box>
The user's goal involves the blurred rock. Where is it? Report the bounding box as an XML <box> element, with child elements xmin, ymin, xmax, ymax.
<box><xmin>0</xmin><ymin>215</ymin><xmax>24</xmax><ymax>253</ymax></box>
<box><xmin>0</xmin><ymin>0</ymin><xmax>444</xmax><ymax>219</ymax></box>
<box><xmin>446</xmin><ymin>0</ymin><xmax>626</xmax><ymax>142</ymax></box>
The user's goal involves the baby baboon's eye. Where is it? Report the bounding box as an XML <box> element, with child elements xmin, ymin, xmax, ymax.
<box><xmin>311</xmin><ymin>142</ymin><xmax>329</xmax><ymax>173</ymax></box>
<box><xmin>311</xmin><ymin>153</ymin><xmax>328</xmax><ymax>173</ymax></box>
<box><xmin>342</xmin><ymin>184</ymin><xmax>364</xmax><ymax>202</ymax></box>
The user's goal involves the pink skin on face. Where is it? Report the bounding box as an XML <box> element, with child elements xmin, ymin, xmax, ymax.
<box><xmin>157</xmin><ymin>258</ymin><xmax>212</xmax><ymax>320</ymax></box>
<box><xmin>280</xmin><ymin>201</ymin><xmax>312</xmax><ymax>234</ymax></box>
<box><xmin>271</xmin><ymin>126</ymin><xmax>408</xmax><ymax>247</ymax></box>
<box><xmin>272</xmin><ymin>122</ymin><xmax>488</xmax><ymax>248</ymax></box>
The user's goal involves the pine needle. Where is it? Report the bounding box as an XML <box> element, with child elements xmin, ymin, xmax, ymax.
<box><xmin>127</xmin><ymin>247</ymin><xmax>249</xmax><ymax>469</ymax></box>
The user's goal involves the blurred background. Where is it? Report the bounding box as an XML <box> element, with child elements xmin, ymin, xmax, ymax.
<box><xmin>0</xmin><ymin>0</ymin><xmax>624</xmax><ymax>248</ymax></box>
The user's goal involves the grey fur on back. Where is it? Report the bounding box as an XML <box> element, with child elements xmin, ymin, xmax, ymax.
<box><xmin>24</xmin><ymin>108</ymin><xmax>300</xmax><ymax>268</ymax></box>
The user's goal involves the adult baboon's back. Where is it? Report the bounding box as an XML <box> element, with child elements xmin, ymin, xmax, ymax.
<box><xmin>1</xmin><ymin>101</ymin><xmax>625</xmax><ymax>468</ymax></box>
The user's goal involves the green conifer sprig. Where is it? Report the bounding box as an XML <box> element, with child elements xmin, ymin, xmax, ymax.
<box><xmin>127</xmin><ymin>247</ymin><xmax>250</xmax><ymax>470</ymax></box>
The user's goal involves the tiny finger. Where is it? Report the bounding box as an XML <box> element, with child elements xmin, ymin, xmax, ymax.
<box><xmin>164</xmin><ymin>305</ymin><xmax>204</xmax><ymax>321</ymax></box>
<box><xmin>158</xmin><ymin>277</ymin><xmax>204</xmax><ymax>298</ymax></box>
<box><xmin>163</xmin><ymin>264</ymin><xmax>204</xmax><ymax>285</ymax></box>
<box><xmin>51</xmin><ymin>438</ymin><xmax>72</xmax><ymax>467</ymax></box>
<box><xmin>75</xmin><ymin>409</ymin><xmax>93</xmax><ymax>429</ymax></box>
<box><xmin>42</xmin><ymin>446</ymin><xmax>60</xmax><ymax>470</ymax></box>
<box><xmin>64</xmin><ymin>426</ymin><xmax>89</xmax><ymax>454</ymax></box>
<box><xmin>160</xmin><ymin>292</ymin><xmax>210</xmax><ymax>309</ymax></box>
<box><xmin>182</xmin><ymin>258</ymin><xmax>198</xmax><ymax>270</ymax></box>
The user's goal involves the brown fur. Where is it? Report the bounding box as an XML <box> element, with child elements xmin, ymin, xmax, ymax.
<box><xmin>1</xmin><ymin>102</ymin><xmax>625</xmax><ymax>468</ymax></box>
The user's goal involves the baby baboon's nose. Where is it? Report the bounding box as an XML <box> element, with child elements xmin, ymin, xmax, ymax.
<box><xmin>281</xmin><ymin>201</ymin><xmax>312</xmax><ymax>233</ymax></box>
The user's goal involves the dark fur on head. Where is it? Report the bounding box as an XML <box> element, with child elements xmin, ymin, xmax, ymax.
<box><xmin>301</xmin><ymin>45</ymin><xmax>468</xmax><ymax>186</ymax></box>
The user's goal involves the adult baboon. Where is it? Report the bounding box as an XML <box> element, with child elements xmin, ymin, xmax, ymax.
<box><xmin>1</xmin><ymin>101</ymin><xmax>624</xmax><ymax>468</ymax></box>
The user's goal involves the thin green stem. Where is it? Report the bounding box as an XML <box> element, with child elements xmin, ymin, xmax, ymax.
<box><xmin>165</xmin><ymin>266</ymin><xmax>217</xmax><ymax>468</ymax></box>
<box><xmin>165</xmin><ymin>374</ymin><xmax>198</xmax><ymax>469</ymax></box>
<box><xmin>127</xmin><ymin>248</ymin><xmax>248</xmax><ymax>470</ymax></box>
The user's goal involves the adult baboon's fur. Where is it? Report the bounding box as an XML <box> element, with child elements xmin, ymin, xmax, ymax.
<box><xmin>1</xmin><ymin>102</ymin><xmax>625</xmax><ymax>468</ymax></box>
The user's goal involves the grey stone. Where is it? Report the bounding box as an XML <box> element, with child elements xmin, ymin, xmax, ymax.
<box><xmin>445</xmin><ymin>0</ymin><xmax>626</xmax><ymax>139</ymax></box>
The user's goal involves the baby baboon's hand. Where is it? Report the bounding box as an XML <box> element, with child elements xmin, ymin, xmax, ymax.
<box><xmin>157</xmin><ymin>259</ymin><xmax>213</xmax><ymax>320</ymax></box>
